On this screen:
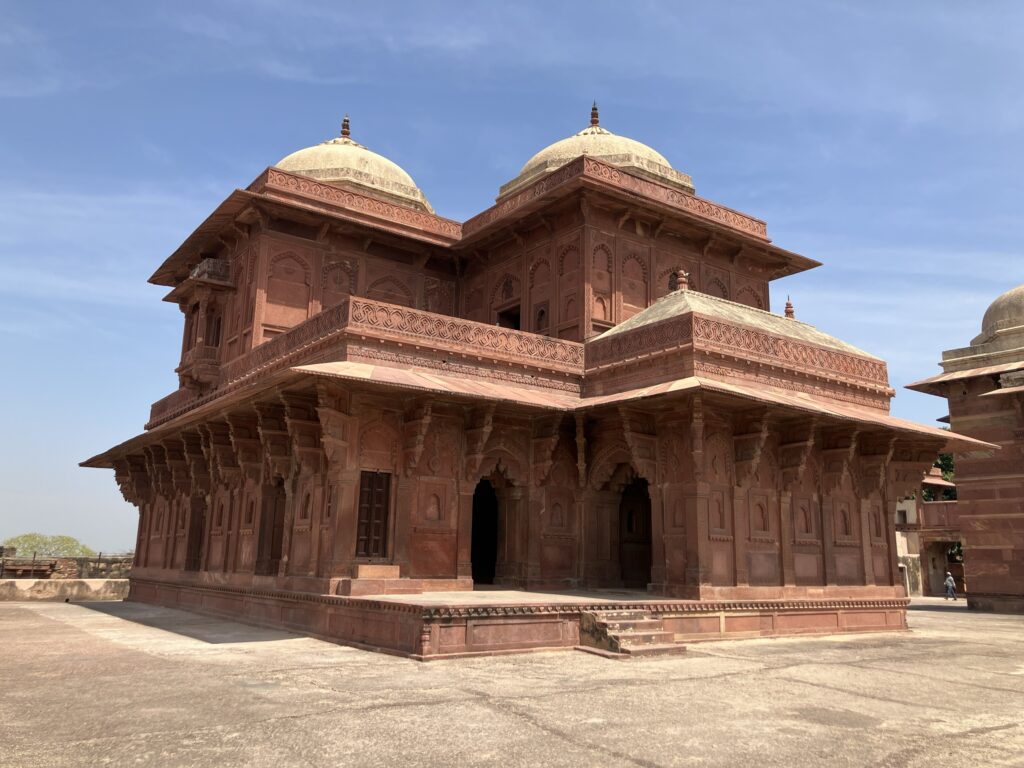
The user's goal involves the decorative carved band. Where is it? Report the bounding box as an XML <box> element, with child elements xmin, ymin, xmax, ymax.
<box><xmin>255</xmin><ymin>168</ymin><xmax>462</xmax><ymax>241</ymax></box>
<box><xmin>463</xmin><ymin>157</ymin><xmax>769</xmax><ymax>241</ymax></box>
<box><xmin>691</xmin><ymin>315</ymin><xmax>888</xmax><ymax>386</ymax></box>
<box><xmin>347</xmin><ymin>297</ymin><xmax>584</xmax><ymax>370</ymax></box>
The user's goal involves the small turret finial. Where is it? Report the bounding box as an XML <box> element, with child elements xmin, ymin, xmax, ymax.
<box><xmin>785</xmin><ymin>296</ymin><xmax>795</xmax><ymax>319</ymax></box>
<box><xmin>590</xmin><ymin>101</ymin><xmax>599</xmax><ymax>127</ymax></box>
<box><xmin>669</xmin><ymin>270</ymin><xmax>689</xmax><ymax>292</ymax></box>
<box><xmin>341</xmin><ymin>114</ymin><xmax>351</xmax><ymax>138</ymax></box>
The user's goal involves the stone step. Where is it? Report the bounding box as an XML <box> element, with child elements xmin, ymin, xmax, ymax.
<box><xmin>601</xmin><ymin>618</ymin><xmax>664</xmax><ymax>632</ymax></box>
<box><xmin>609</xmin><ymin>630</ymin><xmax>676</xmax><ymax>647</ymax></box>
<box><xmin>591</xmin><ymin>610</ymin><xmax>650</xmax><ymax>621</ymax></box>
<box><xmin>619</xmin><ymin>642</ymin><xmax>688</xmax><ymax>658</ymax></box>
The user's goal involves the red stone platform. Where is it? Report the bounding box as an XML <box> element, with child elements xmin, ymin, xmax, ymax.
<box><xmin>127</xmin><ymin>578</ymin><xmax>908</xmax><ymax>660</ymax></box>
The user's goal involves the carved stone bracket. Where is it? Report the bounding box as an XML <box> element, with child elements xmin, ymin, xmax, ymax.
<box><xmin>256</xmin><ymin>401</ymin><xmax>293</xmax><ymax>482</ymax></box>
<box><xmin>203</xmin><ymin>420</ymin><xmax>242</xmax><ymax>489</ymax></box>
<box><xmin>113</xmin><ymin>454</ymin><xmax>151</xmax><ymax>507</ymax></box>
<box><xmin>465</xmin><ymin>404</ymin><xmax>495</xmax><ymax>481</ymax></box>
<box><xmin>181</xmin><ymin>429</ymin><xmax>211</xmax><ymax>497</ymax></box>
<box><xmin>227</xmin><ymin>411</ymin><xmax>264</xmax><ymax>486</ymax></box>
<box><xmin>144</xmin><ymin>445</ymin><xmax>173</xmax><ymax>499</ymax></box>
<box><xmin>779</xmin><ymin>418</ymin><xmax>818</xmax><ymax>491</ymax></box>
<box><xmin>733</xmin><ymin>411</ymin><xmax>771</xmax><ymax>489</ymax></box>
<box><xmin>280</xmin><ymin>390</ymin><xmax>323</xmax><ymax>478</ymax></box>
<box><xmin>821</xmin><ymin>426</ymin><xmax>860</xmax><ymax>493</ymax></box>
<box><xmin>855</xmin><ymin>433</ymin><xmax>896</xmax><ymax>499</ymax></box>
<box><xmin>888</xmin><ymin>440</ymin><xmax>944</xmax><ymax>501</ymax></box>
<box><xmin>403</xmin><ymin>401</ymin><xmax>433</xmax><ymax>477</ymax></box>
<box><xmin>618</xmin><ymin>407</ymin><xmax>658</xmax><ymax>483</ymax></box>
<box><xmin>531</xmin><ymin>414</ymin><xmax>564</xmax><ymax>486</ymax></box>
<box><xmin>316</xmin><ymin>383</ymin><xmax>355</xmax><ymax>469</ymax></box>
<box><xmin>159</xmin><ymin>438</ymin><xmax>192</xmax><ymax>496</ymax></box>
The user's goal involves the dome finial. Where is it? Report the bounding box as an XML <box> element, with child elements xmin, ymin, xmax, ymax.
<box><xmin>341</xmin><ymin>114</ymin><xmax>351</xmax><ymax>138</ymax></box>
<box><xmin>591</xmin><ymin>101</ymin><xmax>599</xmax><ymax>127</ymax></box>
<box><xmin>785</xmin><ymin>296</ymin><xmax>795</xmax><ymax>319</ymax></box>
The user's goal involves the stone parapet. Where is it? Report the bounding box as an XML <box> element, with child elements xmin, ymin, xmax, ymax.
<box><xmin>0</xmin><ymin>579</ymin><xmax>129</xmax><ymax>601</ymax></box>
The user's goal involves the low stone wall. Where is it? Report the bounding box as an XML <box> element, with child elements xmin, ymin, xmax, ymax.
<box><xmin>0</xmin><ymin>554</ymin><xmax>133</xmax><ymax>580</ymax></box>
<box><xmin>128</xmin><ymin>577</ymin><xmax>909</xmax><ymax>660</ymax></box>
<box><xmin>0</xmin><ymin>579</ymin><xmax>129</xmax><ymax>601</ymax></box>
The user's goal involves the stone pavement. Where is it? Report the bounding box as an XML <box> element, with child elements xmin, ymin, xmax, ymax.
<box><xmin>1</xmin><ymin>598</ymin><xmax>1022</xmax><ymax>767</ymax></box>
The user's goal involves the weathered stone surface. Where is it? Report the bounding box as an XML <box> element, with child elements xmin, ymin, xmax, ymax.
<box><xmin>1</xmin><ymin>600</ymin><xmax>1023</xmax><ymax>767</ymax></box>
<box><xmin>0</xmin><ymin>579</ymin><xmax>128</xmax><ymax>601</ymax></box>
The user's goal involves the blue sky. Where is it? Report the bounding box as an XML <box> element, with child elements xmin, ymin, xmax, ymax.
<box><xmin>1</xmin><ymin>1</ymin><xmax>1021</xmax><ymax>551</ymax></box>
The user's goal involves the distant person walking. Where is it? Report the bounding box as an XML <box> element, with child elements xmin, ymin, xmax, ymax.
<box><xmin>944</xmin><ymin>572</ymin><xmax>958</xmax><ymax>600</ymax></box>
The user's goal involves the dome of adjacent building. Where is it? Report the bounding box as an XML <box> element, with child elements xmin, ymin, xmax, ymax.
<box><xmin>978</xmin><ymin>283</ymin><xmax>1024</xmax><ymax>341</ymax></box>
<box><xmin>498</xmin><ymin>104</ymin><xmax>694</xmax><ymax>200</ymax></box>
<box><xmin>275</xmin><ymin>117</ymin><xmax>434</xmax><ymax>213</ymax></box>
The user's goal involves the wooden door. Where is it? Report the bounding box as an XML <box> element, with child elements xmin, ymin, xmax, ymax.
<box><xmin>357</xmin><ymin>471</ymin><xmax>391</xmax><ymax>558</ymax></box>
<box><xmin>619</xmin><ymin>480</ymin><xmax>652</xmax><ymax>589</ymax></box>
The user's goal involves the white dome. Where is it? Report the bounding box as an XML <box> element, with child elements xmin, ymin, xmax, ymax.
<box><xmin>276</xmin><ymin>118</ymin><xmax>433</xmax><ymax>213</ymax></box>
<box><xmin>498</xmin><ymin>105</ymin><xmax>694</xmax><ymax>199</ymax></box>
<box><xmin>977</xmin><ymin>283</ymin><xmax>1024</xmax><ymax>342</ymax></box>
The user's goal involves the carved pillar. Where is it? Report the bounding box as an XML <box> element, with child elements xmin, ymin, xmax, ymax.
<box><xmin>648</xmin><ymin>482</ymin><xmax>667</xmax><ymax>593</ymax></box>
<box><xmin>779</xmin><ymin>420</ymin><xmax>817</xmax><ymax>588</ymax></box>
<box><xmin>857</xmin><ymin>434</ymin><xmax>896</xmax><ymax>587</ymax></box>
<box><xmin>456</xmin><ymin>486</ymin><xmax>474</xmax><ymax>580</ymax></box>
<box><xmin>732</xmin><ymin>412</ymin><xmax>770</xmax><ymax>588</ymax></box>
<box><xmin>821</xmin><ymin>426</ymin><xmax>859</xmax><ymax>587</ymax></box>
<box><xmin>316</xmin><ymin>383</ymin><xmax>358</xmax><ymax>579</ymax></box>
<box><xmin>687</xmin><ymin>396</ymin><xmax>711</xmax><ymax>590</ymax></box>
<box><xmin>280</xmin><ymin>390</ymin><xmax>323</xmax><ymax>577</ymax></box>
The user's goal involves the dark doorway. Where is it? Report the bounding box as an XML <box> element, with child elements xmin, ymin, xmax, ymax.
<box><xmin>496</xmin><ymin>306</ymin><xmax>521</xmax><ymax>330</ymax></box>
<box><xmin>356</xmin><ymin>471</ymin><xmax>391</xmax><ymax>558</ymax></box>
<box><xmin>472</xmin><ymin>479</ymin><xmax>499</xmax><ymax>584</ymax></box>
<box><xmin>619</xmin><ymin>477</ymin><xmax>652</xmax><ymax>589</ymax></box>
<box><xmin>256</xmin><ymin>479</ymin><xmax>286</xmax><ymax>575</ymax></box>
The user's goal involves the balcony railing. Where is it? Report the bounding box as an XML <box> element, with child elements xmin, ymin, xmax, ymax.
<box><xmin>148</xmin><ymin>297</ymin><xmax>584</xmax><ymax>429</ymax></box>
<box><xmin>919</xmin><ymin>501</ymin><xmax>961</xmax><ymax>530</ymax></box>
<box><xmin>189</xmin><ymin>258</ymin><xmax>231</xmax><ymax>284</ymax></box>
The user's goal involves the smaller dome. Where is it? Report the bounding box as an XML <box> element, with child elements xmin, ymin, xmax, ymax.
<box><xmin>977</xmin><ymin>283</ymin><xmax>1024</xmax><ymax>342</ymax></box>
<box><xmin>498</xmin><ymin>104</ymin><xmax>694</xmax><ymax>200</ymax></box>
<box><xmin>275</xmin><ymin>117</ymin><xmax>433</xmax><ymax>213</ymax></box>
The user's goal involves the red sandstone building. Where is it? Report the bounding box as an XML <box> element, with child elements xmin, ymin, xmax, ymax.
<box><xmin>909</xmin><ymin>284</ymin><xmax>1024</xmax><ymax>613</ymax></box>
<box><xmin>84</xmin><ymin>108</ymin><xmax>986</xmax><ymax>657</ymax></box>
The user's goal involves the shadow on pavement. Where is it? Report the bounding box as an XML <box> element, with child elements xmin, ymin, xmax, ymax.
<box><xmin>76</xmin><ymin>600</ymin><xmax>298</xmax><ymax>644</ymax></box>
<box><xmin>907</xmin><ymin>600</ymin><xmax>969</xmax><ymax>613</ymax></box>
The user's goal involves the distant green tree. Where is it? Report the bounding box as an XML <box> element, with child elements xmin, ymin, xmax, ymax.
<box><xmin>2</xmin><ymin>533</ymin><xmax>96</xmax><ymax>557</ymax></box>
<box><xmin>921</xmin><ymin>453</ymin><xmax>957</xmax><ymax>502</ymax></box>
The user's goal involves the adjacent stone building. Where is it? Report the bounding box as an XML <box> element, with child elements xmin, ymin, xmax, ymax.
<box><xmin>909</xmin><ymin>284</ymin><xmax>1024</xmax><ymax>613</ymax></box>
<box><xmin>83</xmin><ymin>108</ymin><xmax>986</xmax><ymax>657</ymax></box>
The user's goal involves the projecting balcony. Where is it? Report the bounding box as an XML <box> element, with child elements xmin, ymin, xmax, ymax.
<box><xmin>146</xmin><ymin>297</ymin><xmax>586</xmax><ymax>430</ymax></box>
<box><xmin>175</xmin><ymin>344</ymin><xmax>221</xmax><ymax>390</ymax></box>
<box><xmin>189</xmin><ymin>258</ymin><xmax>232</xmax><ymax>285</ymax></box>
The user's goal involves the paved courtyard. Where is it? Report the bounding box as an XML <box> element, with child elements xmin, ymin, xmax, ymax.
<box><xmin>1</xmin><ymin>598</ymin><xmax>1022</xmax><ymax>767</ymax></box>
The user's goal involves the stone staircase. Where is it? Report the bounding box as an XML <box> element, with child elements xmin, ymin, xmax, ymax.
<box><xmin>579</xmin><ymin>609</ymin><xmax>687</xmax><ymax>658</ymax></box>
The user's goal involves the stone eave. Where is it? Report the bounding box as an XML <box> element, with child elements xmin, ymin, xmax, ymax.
<box><xmin>586</xmin><ymin>304</ymin><xmax>890</xmax><ymax>399</ymax></box>
<box><xmin>149</xmin><ymin>167</ymin><xmax>463</xmax><ymax>288</ymax></box>
<box><xmin>458</xmin><ymin>156</ymin><xmax>819</xmax><ymax>279</ymax></box>
<box><xmin>79</xmin><ymin>365</ymin><xmax>306</xmax><ymax>469</ymax></box>
<box><xmin>906</xmin><ymin>360</ymin><xmax>1024</xmax><ymax>396</ymax></box>
<box><xmin>149</xmin><ymin>188</ymin><xmax>257</xmax><ymax>287</ymax></box>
